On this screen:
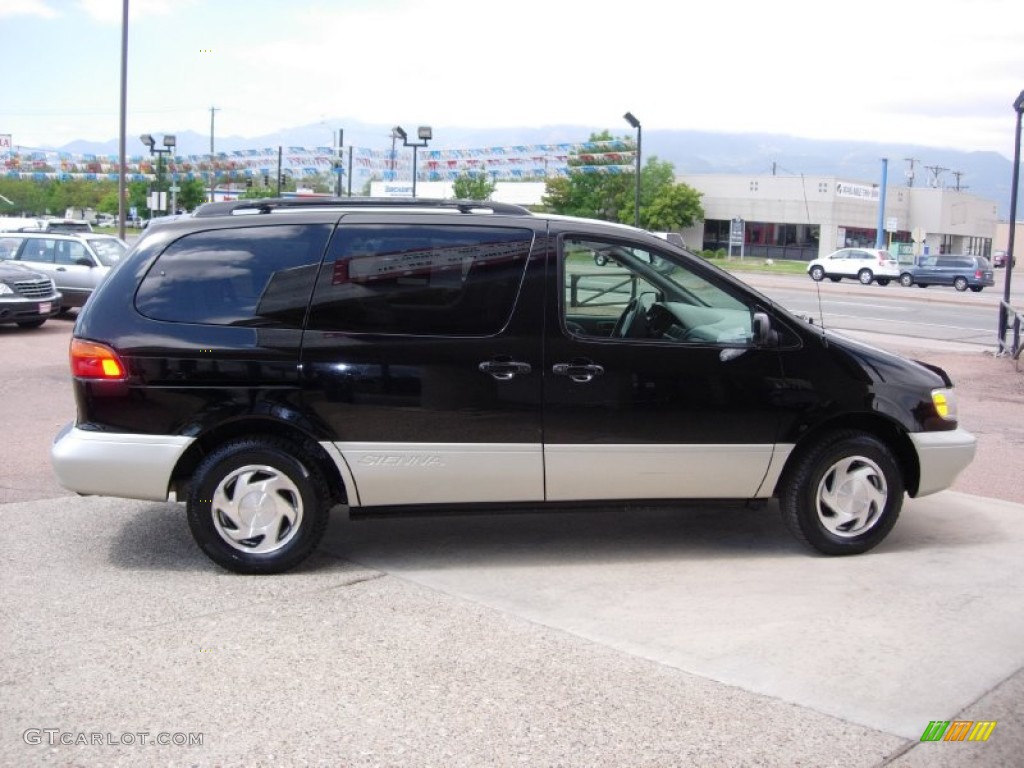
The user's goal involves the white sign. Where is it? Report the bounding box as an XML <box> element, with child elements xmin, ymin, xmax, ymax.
<box><xmin>886</xmin><ymin>217</ymin><xmax>898</xmax><ymax>232</ymax></box>
<box><xmin>835</xmin><ymin>182</ymin><xmax>880</xmax><ymax>201</ymax></box>
<box><xmin>0</xmin><ymin>134</ymin><xmax>11</xmax><ymax>153</ymax></box>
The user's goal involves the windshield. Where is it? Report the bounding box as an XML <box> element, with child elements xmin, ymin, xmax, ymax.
<box><xmin>87</xmin><ymin>237</ymin><xmax>128</xmax><ymax>266</ymax></box>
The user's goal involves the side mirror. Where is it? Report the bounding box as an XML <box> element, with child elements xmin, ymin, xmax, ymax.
<box><xmin>753</xmin><ymin>311</ymin><xmax>778</xmax><ymax>347</ymax></box>
<box><xmin>76</xmin><ymin>257</ymin><xmax>94</xmax><ymax>268</ymax></box>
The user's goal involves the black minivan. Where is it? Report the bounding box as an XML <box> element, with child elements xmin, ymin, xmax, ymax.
<box><xmin>52</xmin><ymin>199</ymin><xmax>977</xmax><ymax>573</ymax></box>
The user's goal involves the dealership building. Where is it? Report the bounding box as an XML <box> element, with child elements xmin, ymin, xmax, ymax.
<box><xmin>370</xmin><ymin>173</ymin><xmax>1000</xmax><ymax>262</ymax></box>
<box><xmin>678</xmin><ymin>173</ymin><xmax>999</xmax><ymax>262</ymax></box>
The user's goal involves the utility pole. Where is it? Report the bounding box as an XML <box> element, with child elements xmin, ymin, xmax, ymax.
<box><xmin>904</xmin><ymin>157</ymin><xmax>918</xmax><ymax>187</ymax></box>
<box><xmin>209</xmin><ymin>106</ymin><xmax>220</xmax><ymax>202</ymax></box>
<box><xmin>924</xmin><ymin>165</ymin><xmax>949</xmax><ymax>188</ymax></box>
<box><xmin>951</xmin><ymin>170</ymin><xmax>968</xmax><ymax>191</ymax></box>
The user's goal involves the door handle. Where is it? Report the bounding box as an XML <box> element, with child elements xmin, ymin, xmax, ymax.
<box><xmin>552</xmin><ymin>362</ymin><xmax>604</xmax><ymax>383</ymax></box>
<box><xmin>478</xmin><ymin>360</ymin><xmax>532</xmax><ymax>381</ymax></box>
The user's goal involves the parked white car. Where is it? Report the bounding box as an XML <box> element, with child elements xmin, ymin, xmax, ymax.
<box><xmin>0</xmin><ymin>231</ymin><xmax>128</xmax><ymax>310</ymax></box>
<box><xmin>807</xmin><ymin>248</ymin><xmax>900</xmax><ymax>285</ymax></box>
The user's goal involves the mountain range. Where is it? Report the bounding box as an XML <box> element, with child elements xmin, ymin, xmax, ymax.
<box><xmin>60</xmin><ymin>120</ymin><xmax>1020</xmax><ymax>219</ymax></box>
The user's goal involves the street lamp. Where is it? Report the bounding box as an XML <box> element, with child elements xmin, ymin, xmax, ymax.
<box><xmin>624</xmin><ymin>112</ymin><xmax>641</xmax><ymax>228</ymax></box>
<box><xmin>395</xmin><ymin>125</ymin><xmax>432</xmax><ymax>198</ymax></box>
<box><xmin>998</xmin><ymin>90</ymin><xmax>1024</xmax><ymax>354</ymax></box>
<box><xmin>139</xmin><ymin>133</ymin><xmax>176</xmax><ymax>216</ymax></box>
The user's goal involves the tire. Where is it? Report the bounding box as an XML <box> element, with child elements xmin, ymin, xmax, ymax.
<box><xmin>16</xmin><ymin>319</ymin><xmax>46</xmax><ymax>329</ymax></box>
<box><xmin>809</xmin><ymin>265</ymin><xmax>825</xmax><ymax>281</ymax></box>
<box><xmin>778</xmin><ymin>431</ymin><xmax>903</xmax><ymax>556</ymax></box>
<box><xmin>953</xmin><ymin>277</ymin><xmax>968</xmax><ymax>292</ymax></box>
<box><xmin>187</xmin><ymin>437</ymin><xmax>331</xmax><ymax>574</ymax></box>
<box><xmin>858</xmin><ymin>269</ymin><xmax>874</xmax><ymax>285</ymax></box>
<box><xmin>876</xmin><ymin>278</ymin><xmax>890</xmax><ymax>286</ymax></box>
<box><xmin>899</xmin><ymin>273</ymin><xmax>914</xmax><ymax>287</ymax></box>
<box><xmin>917</xmin><ymin>283</ymin><xmax>928</xmax><ymax>288</ymax></box>
<box><xmin>970</xmin><ymin>286</ymin><xmax>983</xmax><ymax>293</ymax></box>
<box><xmin>829</xmin><ymin>277</ymin><xmax>842</xmax><ymax>283</ymax></box>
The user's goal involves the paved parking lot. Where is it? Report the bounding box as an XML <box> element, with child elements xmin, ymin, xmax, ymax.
<box><xmin>1</xmin><ymin>309</ymin><xmax>1022</xmax><ymax>767</ymax></box>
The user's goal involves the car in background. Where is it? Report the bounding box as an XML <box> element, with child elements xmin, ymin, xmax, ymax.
<box><xmin>0</xmin><ymin>232</ymin><xmax>128</xmax><ymax>310</ymax></box>
<box><xmin>992</xmin><ymin>250</ymin><xmax>1016</xmax><ymax>269</ymax></box>
<box><xmin>807</xmin><ymin>248</ymin><xmax>900</xmax><ymax>285</ymax></box>
<box><xmin>0</xmin><ymin>260</ymin><xmax>62</xmax><ymax>328</ymax></box>
<box><xmin>898</xmin><ymin>255</ymin><xmax>995</xmax><ymax>292</ymax></box>
<box><xmin>93</xmin><ymin>213</ymin><xmax>117</xmax><ymax>228</ymax></box>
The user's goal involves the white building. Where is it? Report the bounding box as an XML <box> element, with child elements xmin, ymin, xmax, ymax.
<box><xmin>678</xmin><ymin>174</ymin><xmax>1000</xmax><ymax>261</ymax></box>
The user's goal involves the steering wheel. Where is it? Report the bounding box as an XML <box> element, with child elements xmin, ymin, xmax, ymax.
<box><xmin>611</xmin><ymin>297</ymin><xmax>643</xmax><ymax>338</ymax></box>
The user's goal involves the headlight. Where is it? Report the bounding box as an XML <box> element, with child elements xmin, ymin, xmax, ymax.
<box><xmin>931</xmin><ymin>388</ymin><xmax>958</xmax><ymax>421</ymax></box>
<box><xmin>0</xmin><ymin>283</ymin><xmax>13</xmax><ymax>295</ymax></box>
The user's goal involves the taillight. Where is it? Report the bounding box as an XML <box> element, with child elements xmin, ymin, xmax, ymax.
<box><xmin>975</xmin><ymin>270</ymin><xmax>983</xmax><ymax>278</ymax></box>
<box><xmin>70</xmin><ymin>339</ymin><xmax>126</xmax><ymax>380</ymax></box>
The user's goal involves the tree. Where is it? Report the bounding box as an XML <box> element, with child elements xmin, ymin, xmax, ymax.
<box><xmin>542</xmin><ymin>133</ymin><xmax>704</xmax><ymax>232</ymax></box>
<box><xmin>176</xmin><ymin>178</ymin><xmax>208</xmax><ymax>211</ymax></box>
<box><xmin>452</xmin><ymin>173</ymin><xmax>496</xmax><ymax>201</ymax></box>
<box><xmin>619</xmin><ymin>157</ymin><xmax>704</xmax><ymax>231</ymax></box>
<box><xmin>542</xmin><ymin>130</ymin><xmax>631</xmax><ymax>221</ymax></box>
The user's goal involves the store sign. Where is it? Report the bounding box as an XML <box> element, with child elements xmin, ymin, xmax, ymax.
<box><xmin>836</xmin><ymin>182</ymin><xmax>880</xmax><ymax>201</ymax></box>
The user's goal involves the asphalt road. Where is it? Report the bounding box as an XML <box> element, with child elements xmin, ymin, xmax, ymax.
<box><xmin>739</xmin><ymin>270</ymin><xmax>1024</xmax><ymax>347</ymax></box>
<box><xmin>1</xmin><ymin>297</ymin><xmax>1022</xmax><ymax>767</ymax></box>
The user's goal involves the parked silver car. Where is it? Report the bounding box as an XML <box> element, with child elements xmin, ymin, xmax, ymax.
<box><xmin>0</xmin><ymin>232</ymin><xmax>128</xmax><ymax>310</ymax></box>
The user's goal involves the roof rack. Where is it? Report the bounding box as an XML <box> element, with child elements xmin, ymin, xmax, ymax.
<box><xmin>191</xmin><ymin>197</ymin><xmax>533</xmax><ymax>218</ymax></box>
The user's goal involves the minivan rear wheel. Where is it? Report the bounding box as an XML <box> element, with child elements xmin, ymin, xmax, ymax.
<box><xmin>953</xmin><ymin>276</ymin><xmax>968</xmax><ymax>292</ymax></box>
<box><xmin>858</xmin><ymin>269</ymin><xmax>874</xmax><ymax>285</ymax></box>
<box><xmin>187</xmin><ymin>437</ymin><xmax>331</xmax><ymax>574</ymax></box>
<box><xmin>779</xmin><ymin>431</ymin><xmax>903</xmax><ymax>555</ymax></box>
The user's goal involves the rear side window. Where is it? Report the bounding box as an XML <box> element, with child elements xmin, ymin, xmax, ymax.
<box><xmin>306</xmin><ymin>224</ymin><xmax>533</xmax><ymax>335</ymax></box>
<box><xmin>136</xmin><ymin>224</ymin><xmax>332</xmax><ymax>326</ymax></box>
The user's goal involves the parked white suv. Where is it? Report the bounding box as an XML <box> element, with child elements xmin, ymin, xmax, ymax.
<box><xmin>807</xmin><ymin>248</ymin><xmax>899</xmax><ymax>286</ymax></box>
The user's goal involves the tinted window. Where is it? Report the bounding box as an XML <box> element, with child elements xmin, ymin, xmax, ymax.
<box><xmin>136</xmin><ymin>224</ymin><xmax>331</xmax><ymax>326</ymax></box>
<box><xmin>306</xmin><ymin>225</ymin><xmax>533</xmax><ymax>335</ymax></box>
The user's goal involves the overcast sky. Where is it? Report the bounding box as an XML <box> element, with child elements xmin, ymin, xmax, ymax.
<box><xmin>1</xmin><ymin>0</ymin><xmax>1022</xmax><ymax>157</ymax></box>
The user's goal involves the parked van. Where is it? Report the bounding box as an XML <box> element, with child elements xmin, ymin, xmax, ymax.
<box><xmin>52</xmin><ymin>197</ymin><xmax>976</xmax><ymax>573</ymax></box>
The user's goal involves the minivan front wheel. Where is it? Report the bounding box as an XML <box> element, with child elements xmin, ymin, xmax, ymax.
<box><xmin>779</xmin><ymin>432</ymin><xmax>903</xmax><ymax>555</ymax></box>
<box><xmin>187</xmin><ymin>437</ymin><xmax>331</xmax><ymax>574</ymax></box>
<box><xmin>809</xmin><ymin>265</ymin><xmax>825</xmax><ymax>281</ymax></box>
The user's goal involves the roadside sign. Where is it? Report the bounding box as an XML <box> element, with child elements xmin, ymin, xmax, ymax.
<box><xmin>886</xmin><ymin>217</ymin><xmax>898</xmax><ymax>232</ymax></box>
<box><xmin>729</xmin><ymin>218</ymin><xmax>744</xmax><ymax>246</ymax></box>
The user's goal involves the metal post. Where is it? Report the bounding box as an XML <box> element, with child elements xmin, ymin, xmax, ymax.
<box><xmin>336</xmin><ymin>128</ymin><xmax>344</xmax><ymax>197</ymax></box>
<box><xmin>624</xmin><ymin>112</ymin><xmax>641</xmax><ymax>228</ymax></box>
<box><xmin>998</xmin><ymin>90</ymin><xmax>1024</xmax><ymax>353</ymax></box>
<box><xmin>875</xmin><ymin>158</ymin><xmax>888</xmax><ymax>249</ymax></box>
<box><xmin>117</xmin><ymin>0</ymin><xmax>128</xmax><ymax>240</ymax></box>
<box><xmin>276</xmin><ymin>146</ymin><xmax>283</xmax><ymax>197</ymax></box>
<box><xmin>412</xmin><ymin>145</ymin><xmax>419</xmax><ymax>198</ymax></box>
<box><xmin>347</xmin><ymin>145</ymin><xmax>353</xmax><ymax>197</ymax></box>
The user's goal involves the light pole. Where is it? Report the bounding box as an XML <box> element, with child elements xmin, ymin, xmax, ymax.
<box><xmin>624</xmin><ymin>112</ymin><xmax>641</xmax><ymax>228</ymax></box>
<box><xmin>395</xmin><ymin>125</ymin><xmax>432</xmax><ymax>198</ymax></box>
<box><xmin>998</xmin><ymin>89</ymin><xmax>1024</xmax><ymax>353</ymax></box>
<box><xmin>140</xmin><ymin>133</ymin><xmax>176</xmax><ymax>216</ymax></box>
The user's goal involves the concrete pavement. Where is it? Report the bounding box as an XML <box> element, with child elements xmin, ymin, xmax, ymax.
<box><xmin>1</xmin><ymin>489</ymin><xmax>1021</xmax><ymax>766</ymax></box>
<box><xmin>1</xmin><ymin>300</ymin><xmax>1022</xmax><ymax>766</ymax></box>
